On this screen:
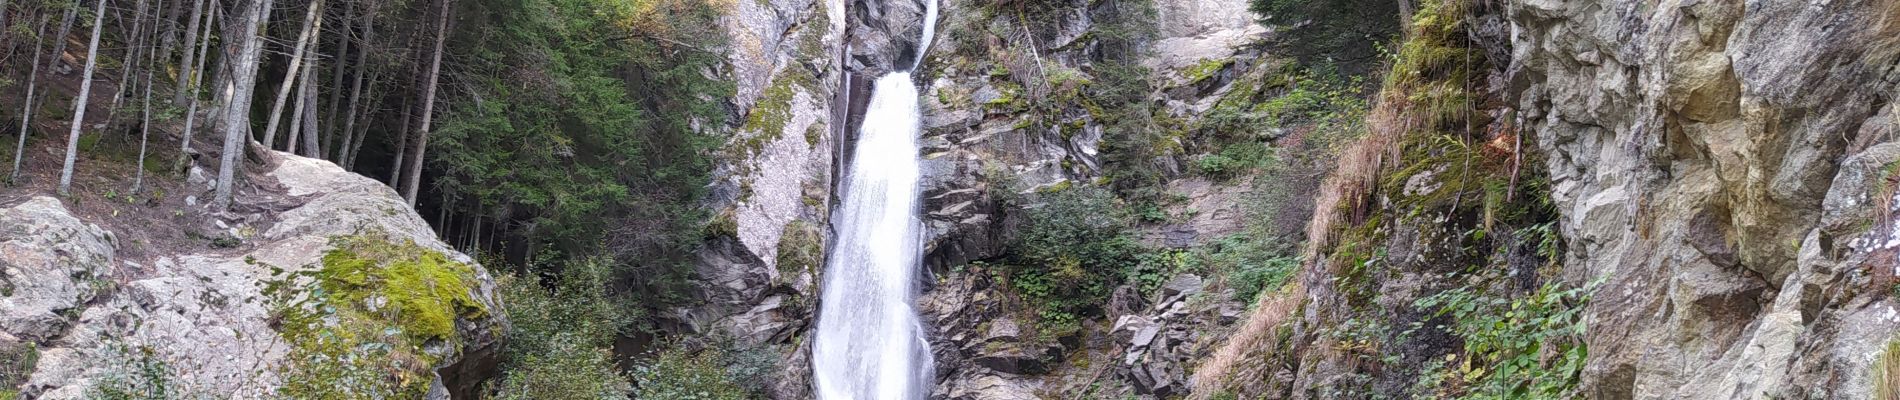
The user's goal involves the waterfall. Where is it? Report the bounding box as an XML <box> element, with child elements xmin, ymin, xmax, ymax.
<box><xmin>812</xmin><ymin>2</ymin><xmax>939</xmax><ymax>398</ymax></box>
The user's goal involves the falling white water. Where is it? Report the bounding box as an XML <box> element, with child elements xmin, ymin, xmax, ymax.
<box><xmin>812</xmin><ymin>72</ymin><xmax>933</xmax><ymax>399</ymax></box>
<box><xmin>915</xmin><ymin>0</ymin><xmax>937</xmax><ymax>68</ymax></box>
<box><xmin>812</xmin><ymin>1</ymin><xmax>939</xmax><ymax>397</ymax></box>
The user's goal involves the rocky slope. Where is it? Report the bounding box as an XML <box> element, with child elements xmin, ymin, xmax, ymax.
<box><xmin>0</xmin><ymin>153</ymin><xmax>503</xmax><ymax>398</ymax></box>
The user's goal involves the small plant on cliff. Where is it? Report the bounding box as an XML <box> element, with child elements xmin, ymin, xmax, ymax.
<box><xmin>0</xmin><ymin>342</ymin><xmax>35</xmax><ymax>398</ymax></box>
<box><xmin>1412</xmin><ymin>280</ymin><xmax>1596</xmax><ymax>399</ymax></box>
<box><xmin>86</xmin><ymin>343</ymin><xmax>172</xmax><ymax>400</ymax></box>
<box><xmin>1875</xmin><ymin>338</ymin><xmax>1900</xmax><ymax>400</ymax></box>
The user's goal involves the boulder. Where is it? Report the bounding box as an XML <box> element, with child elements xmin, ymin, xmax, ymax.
<box><xmin>4</xmin><ymin>154</ymin><xmax>504</xmax><ymax>399</ymax></box>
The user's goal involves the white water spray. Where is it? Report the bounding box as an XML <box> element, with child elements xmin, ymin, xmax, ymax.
<box><xmin>812</xmin><ymin>1</ymin><xmax>939</xmax><ymax>398</ymax></box>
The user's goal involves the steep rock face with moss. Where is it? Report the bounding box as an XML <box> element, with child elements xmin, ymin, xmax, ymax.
<box><xmin>1508</xmin><ymin>0</ymin><xmax>1900</xmax><ymax>398</ymax></box>
<box><xmin>1</xmin><ymin>154</ymin><xmax>502</xmax><ymax>398</ymax></box>
<box><xmin>684</xmin><ymin>0</ymin><xmax>846</xmax><ymax>397</ymax></box>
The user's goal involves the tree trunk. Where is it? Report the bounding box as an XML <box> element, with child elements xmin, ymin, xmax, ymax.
<box><xmin>156</xmin><ymin>0</ymin><xmax>185</xmax><ymax>66</ymax></box>
<box><xmin>385</xmin><ymin>79</ymin><xmax>413</xmax><ymax>185</ymax></box>
<box><xmin>338</xmin><ymin>71</ymin><xmax>376</xmax><ymax>169</ymax></box>
<box><xmin>177</xmin><ymin>5</ymin><xmax>216</xmax><ymax>157</ymax></box>
<box><xmin>298</xmin><ymin>54</ymin><xmax>320</xmax><ymax>157</ymax></box>
<box><xmin>211</xmin><ymin>0</ymin><xmax>273</xmax><ymax>211</ymax></box>
<box><xmin>132</xmin><ymin>33</ymin><xmax>157</xmax><ymax>193</ymax></box>
<box><xmin>10</xmin><ymin>16</ymin><xmax>49</xmax><ymax>183</ymax></box>
<box><xmin>132</xmin><ymin>0</ymin><xmax>163</xmax><ymax>193</ymax></box>
<box><xmin>322</xmin><ymin>0</ymin><xmax>353</xmax><ymax>156</ymax></box>
<box><xmin>0</xmin><ymin>0</ymin><xmax>11</xmax><ymax>48</ymax></box>
<box><xmin>172</xmin><ymin>0</ymin><xmax>207</xmax><ymax>105</ymax></box>
<box><xmin>335</xmin><ymin>3</ymin><xmax>374</xmax><ymax>165</ymax></box>
<box><xmin>261</xmin><ymin>0</ymin><xmax>322</xmax><ymax>149</ymax></box>
<box><xmin>285</xmin><ymin>51</ymin><xmax>311</xmax><ymax>155</ymax></box>
<box><xmin>110</xmin><ymin>0</ymin><xmax>152</xmax><ymax>118</ymax></box>
<box><xmin>400</xmin><ymin>0</ymin><xmax>451</xmax><ymax>205</ymax></box>
<box><xmin>32</xmin><ymin>4</ymin><xmax>79</xmax><ymax>117</ymax></box>
<box><xmin>57</xmin><ymin>0</ymin><xmax>109</xmax><ymax>197</ymax></box>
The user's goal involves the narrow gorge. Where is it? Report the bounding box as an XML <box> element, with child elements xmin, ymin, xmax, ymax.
<box><xmin>1</xmin><ymin>0</ymin><xmax>1898</xmax><ymax>398</ymax></box>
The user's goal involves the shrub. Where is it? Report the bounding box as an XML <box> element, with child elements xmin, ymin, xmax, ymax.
<box><xmin>0</xmin><ymin>342</ymin><xmax>35</xmax><ymax>398</ymax></box>
<box><xmin>1005</xmin><ymin>186</ymin><xmax>1145</xmax><ymax>333</ymax></box>
<box><xmin>629</xmin><ymin>347</ymin><xmax>749</xmax><ymax>400</ymax></box>
<box><xmin>1412</xmin><ymin>280</ymin><xmax>1595</xmax><ymax>399</ymax></box>
<box><xmin>86</xmin><ymin>344</ymin><xmax>172</xmax><ymax>400</ymax></box>
<box><xmin>490</xmin><ymin>258</ymin><xmax>637</xmax><ymax>399</ymax></box>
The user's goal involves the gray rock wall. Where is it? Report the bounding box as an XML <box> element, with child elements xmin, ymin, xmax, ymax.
<box><xmin>1507</xmin><ymin>0</ymin><xmax>1900</xmax><ymax>398</ymax></box>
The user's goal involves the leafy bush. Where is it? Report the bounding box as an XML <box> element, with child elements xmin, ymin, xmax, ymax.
<box><xmin>1412</xmin><ymin>281</ymin><xmax>1595</xmax><ymax>399</ymax></box>
<box><xmin>629</xmin><ymin>348</ymin><xmax>750</xmax><ymax>400</ymax></box>
<box><xmin>1005</xmin><ymin>186</ymin><xmax>1144</xmax><ymax>333</ymax></box>
<box><xmin>86</xmin><ymin>344</ymin><xmax>172</xmax><ymax>400</ymax></box>
<box><xmin>489</xmin><ymin>259</ymin><xmax>637</xmax><ymax>399</ymax></box>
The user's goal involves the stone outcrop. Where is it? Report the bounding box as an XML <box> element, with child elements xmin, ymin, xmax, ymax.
<box><xmin>682</xmin><ymin>0</ymin><xmax>845</xmax><ymax>397</ymax></box>
<box><xmin>1506</xmin><ymin>0</ymin><xmax>1900</xmax><ymax>398</ymax></box>
<box><xmin>843</xmin><ymin>0</ymin><xmax>932</xmax><ymax>74</ymax></box>
<box><xmin>1</xmin><ymin>154</ymin><xmax>503</xmax><ymax>398</ymax></box>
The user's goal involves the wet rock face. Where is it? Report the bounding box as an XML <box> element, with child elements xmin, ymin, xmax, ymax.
<box><xmin>844</xmin><ymin>0</ymin><xmax>931</xmax><ymax>75</ymax></box>
<box><xmin>1507</xmin><ymin>0</ymin><xmax>1900</xmax><ymax>397</ymax></box>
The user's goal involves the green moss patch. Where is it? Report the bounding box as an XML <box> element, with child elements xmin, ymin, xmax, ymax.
<box><xmin>267</xmin><ymin>232</ymin><xmax>489</xmax><ymax>398</ymax></box>
<box><xmin>1181</xmin><ymin>58</ymin><xmax>1232</xmax><ymax>83</ymax></box>
<box><xmin>316</xmin><ymin>235</ymin><xmax>488</xmax><ymax>340</ymax></box>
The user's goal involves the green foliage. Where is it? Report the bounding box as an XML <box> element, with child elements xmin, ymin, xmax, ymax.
<box><xmin>1248</xmin><ymin>0</ymin><xmax>1399</xmax><ymax>71</ymax></box>
<box><xmin>490</xmin><ymin>259</ymin><xmax>637</xmax><ymax>399</ymax></box>
<box><xmin>775</xmin><ymin>220</ymin><xmax>824</xmax><ymax>275</ymax></box>
<box><xmin>432</xmin><ymin>0</ymin><xmax>732</xmax><ymax>309</ymax></box>
<box><xmin>86</xmin><ymin>344</ymin><xmax>172</xmax><ymax>400</ymax></box>
<box><xmin>268</xmin><ymin>232</ymin><xmax>489</xmax><ymax>399</ymax></box>
<box><xmin>1205</xmin><ymin>65</ymin><xmax>1369</xmax><ymax>145</ymax></box>
<box><xmin>1208</xmin><ymin>235</ymin><xmax>1299</xmax><ymax>303</ymax></box>
<box><xmin>1412</xmin><ymin>281</ymin><xmax>1595</xmax><ymax>399</ymax></box>
<box><xmin>629</xmin><ymin>347</ymin><xmax>750</xmax><ymax>400</ymax></box>
<box><xmin>0</xmin><ymin>342</ymin><xmax>33</xmax><ymax>397</ymax></box>
<box><xmin>1003</xmin><ymin>186</ymin><xmax>1144</xmax><ymax>334</ymax></box>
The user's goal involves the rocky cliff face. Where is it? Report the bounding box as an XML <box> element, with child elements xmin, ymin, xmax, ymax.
<box><xmin>1509</xmin><ymin>0</ymin><xmax>1900</xmax><ymax>397</ymax></box>
<box><xmin>682</xmin><ymin>0</ymin><xmax>845</xmax><ymax>397</ymax></box>
<box><xmin>716</xmin><ymin>0</ymin><xmax>1900</xmax><ymax>398</ymax></box>
<box><xmin>905</xmin><ymin>0</ymin><xmax>1272</xmax><ymax>396</ymax></box>
<box><xmin>1</xmin><ymin>154</ymin><xmax>503</xmax><ymax>398</ymax></box>
<box><xmin>1196</xmin><ymin>0</ymin><xmax>1900</xmax><ymax>399</ymax></box>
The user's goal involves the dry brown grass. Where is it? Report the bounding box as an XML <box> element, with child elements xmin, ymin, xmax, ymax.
<box><xmin>1188</xmin><ymin>281</ymin><xmax>1304</xmax><ymax>399</ymax></box>
<box><xmin>1877</xmin><ymin>339</ymin><xmax>1900</xmax><ymax>400</ymax></box>
<box><xmin>1187</xmin><ymin>99</ymin><xmax>1408</xmax><ymax>397</ymax></box>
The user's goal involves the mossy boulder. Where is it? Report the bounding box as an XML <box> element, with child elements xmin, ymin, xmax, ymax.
<box><xmin>269</xmin><ymin>232</ymin><xmax>504</xmax><ymax>399</ymax></box>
